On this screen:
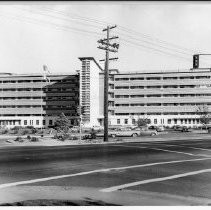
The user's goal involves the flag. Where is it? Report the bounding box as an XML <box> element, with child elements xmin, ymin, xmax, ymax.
<box><xmin>43</xmin><ymin>65</ymin><xmax>51</xmax><ymax>83</ymax></box>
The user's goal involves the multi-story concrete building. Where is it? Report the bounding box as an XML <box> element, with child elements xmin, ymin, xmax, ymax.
<box><xmin>111</xmin><ymin>70</ymin><xmax>211</xmax><ymax>127</ymax></box>
<box><xmin>1</xmin><ymin>57</ymin><xmax>211</xmax><ymax>129</ymax></box>
<box><xmin>0</xmin><ymin>73</ymin><xmax>79</xmax><ymax>128</ymax></box>
<box><xmin>79</xmin><ymin>57</ymin><xmax>211</xmax><ymax>128</ymax></box>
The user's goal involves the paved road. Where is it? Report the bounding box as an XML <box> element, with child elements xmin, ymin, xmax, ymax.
<box><xmin>0</xmin><ymin>136</ymin><xmax>211</xmax><ymax>205</ymax></box>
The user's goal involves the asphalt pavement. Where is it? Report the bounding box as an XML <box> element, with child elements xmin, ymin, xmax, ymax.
<box><xmin>0</xmin><ymin>134</ymin><xmax>210</xmax><ymax>205</ymax></box>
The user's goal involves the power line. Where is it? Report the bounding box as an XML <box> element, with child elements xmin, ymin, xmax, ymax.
<box><xmin>12</xmin><ymin>5</ymin><xmax>103</xmax><ymax>31</ymax></box>
<box><xmin>0</xmin><ymin>10</ymin><xmax>102</xmax><ymax>38</ymax></box>
<box><xmin>120</xmin><ymin>38</ymin><xmax>192</xmax><ymax>63</ymax></box>
<box><xmin>117</xmin><ymin>26</ymin><xmax>196</xmax><ymax>54</ymax></box>
<box><xmin>117</xmin><ymin>32</ymin><xmax>192</xmax><ymax>57</ymax></box>
<box><xmin>11</xmin><ymin>6</ymin><xmax>202</xmax><ymax>64</ymax></box>
<box><xmin>42</xmin><ymin>7</ymin><xmax>197</xmax><ymax>56</ymax></box>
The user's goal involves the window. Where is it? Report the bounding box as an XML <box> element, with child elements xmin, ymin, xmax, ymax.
<box><xmin>130</xmin><ymin>77</ymin><xmax>144</xmax><ymax>80</ymax></box>
<box><xmin>154</xmin><ymin>119</ymin><xmax>157</xmax><ymax>124</ymax></box>
<box><xmin>163</xmin><ymin>103</ymin><xmax>179</xmax><ymax>106</ymax></box>
<box><xmin>24</xmin><ymin>120</ymin><xmax>27</xmax><ymax>125</ymax></box>
<box><xmin>146</xmin><ymin>86</ymin><xmax>161</xmax><ymax>89</ymax></box>
<box><xmin>117</xmin><ymin>119</ymin><xmax>120</xmax><ymax>124</ymax></box>
<box><xmin>115</xmin><ymin>78</ymin><xmax>129</xmax><ymax>81</ymax></box>
<box><xmin>130</xmin><ymin>103</ymin><xmax>144</xmax><ymax>106</ymax></box>
<box><xmin>36</xmin><ymin>120</ymin><xmax>39</xmax><ymax>125</ymax></box>
<box><xmin>147</xmin><ymin>103</ymin><xmax>161</xmax><ymax>106</ymax></box>
<box><xmin>115</xmin><ymin>95</ymin><xmax>129</xmax><ymax>98</ymax></box>
<box><xmin>124</xmin><ymin>119</ymin><xmax>128</xmax><ymax>124</ymax></box>
<box><xmin>163</xmin><ymin>85</ymin><xmax>178</xmax><ymax>88</ymax></box>
<box><xmin>49</xmin><ymin>120</ymin><xmax>53</xmax><ymax>125</ymax></box>
<box><xmin>163</xmin><ymin>77</ymin><xmax>177</xmax><ymax>80</ymax></box>
<box><xmin>115</xmin><ymin>86</ymin><xmax>129</xmax><ymax>89</ymax></box>
<box><xmin>196</xmin><ymin>76</ymin><xmax>210</xmax><ymax>79</ymax></box>
<box><xmin>180</xmin><ymin>76</ymin><xmax>194</xmax><ymax>79</ymax></box>
<box><xmin>115</xmin><ymin>104</ymin><xmax>129</xmax><ymax>107</ymax></box>
<box><xmin>163</xmin><ymin>94</ymin><xmax>178</xmax><ymax>97</ymax></box>
<box><xmin>180</xmin><ymin>85</ymin><xmax>195</xmax><ymax>88</ymax></box>
<box><xmin>130</xmin><ymin>86</ymin><xmax>144</xmax><ymax>89</ymax></box>
<box><xmin>130</xmin><ymin>95</ymin><xmax>144</xmax><ymax>98</ymax></box>
<box><xmin>147</xmin><ymin>95</ymin><xmax>161</xmax><ymax>97</ymax></box>
<box><xmin>43</xmin><ymin>120</ymin><xmax>46</xmax><ymax>125</ymax></box>
<box><xmin>146</xmin><ymin>77</ymin><xmax>161</xmax><ymax>80</ymax></box>
<box><xmin>168</xmin><ymin>119</ymin><xmax>171</xmax><ymax>124</ymax></box>
<box><xmin>180</xmin><ymin>94</ymin><xmax>194</xmax><ymax>97</ymax></box>
<box><xmin>132</xmin><ymin>119</ymin><xmax>136</xmax><ymax>124</ymax></box>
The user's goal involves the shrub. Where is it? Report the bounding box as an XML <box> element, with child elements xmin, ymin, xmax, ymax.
<box><xmin>26</xmin><ymin>126</ymin><xmax>35</xmax><ymax>129</ymax></box>
<box><xmin>13</xmin><ymin>129</ymin><xmax>19</xmax><ymax>134</ymax></box>
<box><xmin>55</xmin><ymin>133</ymin><xmax>71</xmax><ymax>141</ymax></box>
<box><xmin>15</xmin><ymin>137</ymin><xmax>23</xmax><ymax>142</ymax></box>
<box><xmin>31</xmin><ymin>128</ymin><xmax>37</xmax><ymax>134</ymax></box>
<box><xmin>11</xmin><ymin>126</ymin><xmax>23</xmax><ymax>130</ymax></box>
<box><xmin>27</xmin><ymin>135</ymin><xmax>31</xmax><ymax>140</ymax></box>
<box><xmin>20</xmin><ymin>130</ymin><xmax>29</xmax><ymax>135</ymax></box>
<box><xmin>1</xmin><ymin>129</ymin><xmax>8</xmax><ymax>134</ymax></box>
<box><xmin>37</xmin><ymin>130</ymin><xmax>44</xmax><ymax>135</ymax></box>
<box><xmin>72</xmin><ymin>136</ymin><xmax>78</xmax><ymax>140</ymax></box>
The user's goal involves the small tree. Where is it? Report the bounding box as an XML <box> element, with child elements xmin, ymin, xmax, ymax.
<box><xmin>54</xmin><ymin>112</ymin><xmax>71</xmax><ymax>133</ymax></box>
<box><xmin>196</xmin><ymin>104</ymin><xmax>210</xmax><ymax>130</ymax></box>
<box><xmin>136</xmin><ymin>117</ymin><xmax>151</xmax><ymax>127</ymax></box>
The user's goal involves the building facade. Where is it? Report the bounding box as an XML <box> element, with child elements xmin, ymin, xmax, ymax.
<box><xmin>111</xmin><ymin>70</ymin><xmax>211</xmax><ymax>127</ymax></box>
<box><xmin>1</xmin><ymin>57</ymin><xmax>211</xmax><ymax>129</ymax></box>
<box><xmin>0</xmin><ymin>73</ymin><xmax>79</xmax><ymax>128</ymax></box>
<box><xmin>79</xmin><ymin>57</ymin><xmax>211</xmax><ymax>128</ymax></box>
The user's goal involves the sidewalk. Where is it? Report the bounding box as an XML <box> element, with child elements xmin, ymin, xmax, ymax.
<box><xmin>0</xmin><ymin>132</ymin><xmax>210</xmax><ymax>148</ymax></box>
<box><xmin>1</xmin><ymin>185</ymin><xmax>210</xmax><ymax>206</ymax></box>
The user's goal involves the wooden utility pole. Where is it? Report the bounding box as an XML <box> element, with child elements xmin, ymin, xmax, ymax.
<box><xmin>97</xmin><ymin>25</ymin><xmax>119</xmax><ymax>142</ymax></box>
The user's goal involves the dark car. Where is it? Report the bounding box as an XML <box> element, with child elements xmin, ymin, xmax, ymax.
<box><xmin>174</xmin><ymin>126</ymin><xmax>189</xmax><ymax>132</ymax></box>
<box><xmin>148</xmin><ymin>125</ymin><xmax>165</xmax><ymax>132</ymax></box>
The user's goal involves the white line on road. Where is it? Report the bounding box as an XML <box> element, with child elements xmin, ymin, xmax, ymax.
<box><xmin>162</xmin><ymin>144</ymin><xmax>211</xmax><ymax>152</ymax></box>
<box><xmin>100</xmin><ymin>168</ymin><xmax>211</xmax><ymax>192</ymax></box>
<box><xmin>110</xmin><ymin>144</ymin><xmax>211</xmax><ymax>157</ymax></box>
<box><xmin>0</xmin><ymin>157</ymin><xmax>211</xmax><ymax>189</ymax></box>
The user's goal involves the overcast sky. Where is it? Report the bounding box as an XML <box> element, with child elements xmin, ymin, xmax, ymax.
<box><xmin>0</xmin><ymin>1</ymin><xmax>211</xmax><ymax>75</ymax></box>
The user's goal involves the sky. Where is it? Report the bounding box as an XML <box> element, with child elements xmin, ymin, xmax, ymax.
<box><xmin>1</xmin><ymin>1</ymin><xmax>211</xmax><ymax>75</ymax></box>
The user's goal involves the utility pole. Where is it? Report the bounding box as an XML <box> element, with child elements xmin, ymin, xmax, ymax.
<box><xmin>97</xmin><ymin>25</ymin><xmax>119</xmax><ymax>142</ymax></box>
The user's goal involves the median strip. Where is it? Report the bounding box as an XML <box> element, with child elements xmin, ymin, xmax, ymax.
<box><xmin>100</xmin><ymin>168</ymin><xmax>211</xmax><ymax>192</ymax></box>
<box><xmin>0</xmin><ymin>157</ymin><xmax>211</xmax><ymax>189</ymax></box>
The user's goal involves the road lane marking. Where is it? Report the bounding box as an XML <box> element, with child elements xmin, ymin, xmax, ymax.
<box><xmin>161</xmin><ymin>144</ymin><xmax>211</xmax><ymax>152</ymax></box>
<box><xmin>100</xmin><ymin>168</ymin><xmax>211</xmax><ymax>192</ymax></box>
<box><xmin>110</xmin><ymin>144</ymin><xmax>211</xmax><ymax>157</ymax></box>
<box><xmin>0</xmin><ymin>157</ymin><xmax>211</xmax><ymax>189</ymax></box>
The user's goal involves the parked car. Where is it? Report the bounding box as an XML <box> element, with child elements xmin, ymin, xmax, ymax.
<box><xmin>148</xmin><ymin>125</ymin><xmax>165</xmax><ymax>132</ymax></box>
<box><xmin>109</xmin><ymin>127</ymin><xmax>140</xmax><ymax>138</ymax></box>
<box><xmin>174</xmin><ymin>126</ymin><xmax>190</xmax><ymax>132</ymax></box>
<box><xmin>92</xmin><ymin>125</ymin><xmax>104</xmax><ymax>131</ymax></box>
<box><xmin>139</xmin><ymin>127</ymin><xmax>158</xmax><ymax>136</ymax></box>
